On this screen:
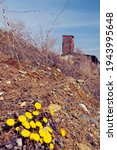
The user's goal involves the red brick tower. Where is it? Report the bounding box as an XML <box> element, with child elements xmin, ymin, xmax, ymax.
<box><xmin>62</xmin><ymin>35</ymin><xmax>74</xmax><ymax>55</ymax></box>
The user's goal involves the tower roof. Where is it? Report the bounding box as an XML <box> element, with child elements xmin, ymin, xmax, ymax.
<box><xmin>63</xmin><ymin>35</ymin><xmax>74</xmax><ymax>38</ymax></box>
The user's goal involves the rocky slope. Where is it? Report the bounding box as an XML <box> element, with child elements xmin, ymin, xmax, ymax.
<box><xmin>0</xmin><ymin>52</ymin><xmax>100</xmax><ymax>150</ymax></box>
<box><xmin>0</xmin><ymin>29</ymin><xmax>99</xmax><ymax>150</ymax></box>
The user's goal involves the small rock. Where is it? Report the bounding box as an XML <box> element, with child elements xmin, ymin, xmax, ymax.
<box><xmin>6</xmin><ymin>80</ymin><xmax>11</xmax><ymax>84</ymax></box>
<box><xmin>52</xmin><ymin>88</ymin><xmax>57</xmax><ymax>92</ymax></box>
<box><xmin>79</xmin><ymin>114</ymin><xmax>89</xmax><ymax>119</ymax></box>
<box><xmin>79</xmin><ymin>103</ymin><xmax>90</xmax><ymax>114</ymax></box>
<box><xmin>55</xmin><ymin>118</ymin><xmax>61</xmax><ymax>123</ymax></box>
<box><xmin>67</xmin><ymin>92</ymin><xmax>73</xmax><ymax>96</ymax></box>
<box><xmin>48</xmin><ymin>104</ymin><xmax>61</xmax><ymax>113</ymax></box>
<box><xmin>18</xmin><ymin>70</ymin><xmax>27</xmax><ymax>74</ymax></box>
<box><xmin>53</xmin><ymin>73</ymin><xmax>57</xmax><ymax>76</ymax></box>
<box><xmin>20</xmin><ymin>102</ymin><xmax>26</xmax><ymax>107</ymax></box>
<box><xmin>0</xmin><ymin>96</ymin><xmax>4</xmax><ymax>101</ymax></box>
<box><xmin>47</xmin><ymin>67</ymin><xmax>51</xmax><ymax>70</ymax></box>
<box><xmin>56</xmin><ymin>68</ymin><xmax>61</xmax><ymax>72</ymax></box>
<box><xmin>79</xmin><ymin>114</ymin><xmax>98</xmax><ymax>125</ymax></box>
<box><xmin>77</xmin><ymin>143</ymin><xmax>91</xmax><ymax>150</ymax></box>
<box><xmin>51</xmin><ymin>88</ymin><xmax>57</xmax><ymax>95</ymax></box>
<box><xmin>5</xmin><ymin>142</ymin><xmax>13</xmax><ymax>149</ymax></box>
<box><xmin>0</xmin><ymin>91</ymin><xmax>4</xmax><ymax>96</ymax></box>
<box><xmin>76</xmin><ymin>79</ymin><xmax>85</xmax><ymax>84</ymax></box>
<box><xmin>16</xmin><ymin>138</ymin><xmax>22</xmax><ymax>147</ymax></box>
<box><xmin>4</xmin><ymin>64</ymin><xmax>9</xmax><ymax>68</ymax></box>
<box><xmin>90</xmin><ymin>118</ymin><xmax>98</xmax><ymax>124</ymax></box>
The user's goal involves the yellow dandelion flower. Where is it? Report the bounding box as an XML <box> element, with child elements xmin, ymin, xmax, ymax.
<box><xmin>34</xmin><ymin>102</ymin><xmax>42</xmax><ymax>109</ymax></box>
<box><xmin>30</xmin><ymin>133</ymin><xmax>40</xmax><ymax>141</ymax></box>
<box><xmin>46</xmin><ymin>127</ymin><xmax>53</xmax><ymax>133</ymax></box>
<box><xmin>29</xmin><ymin>120</ymin><xmax>36</xmax><ymax>128</ymax></box>
<box><xmin>39</xmin><ymin>125</ymin><xmax>43</xmax><ymax>130</ymax></box>
<box><xmin>32</xmin><ymin>111</ymin><xmax>39</xmax><ymax>116</ymax></box>
<box><xmin>15</xmin><ymin>127</ymin><xmax>19</xmax><ymax>131</ymax></box>
<box><xmin>60</xmin><ymin>128</ymin><xmax>66</xmax><ymax>137</ymax></box>
<box><xmin>43</xmin><ymin>117</ymin><xmax>48</xmax><ymax>123</ymax></box>
<box><xmin>39</xmin><ymin>129</ymin><xmax>46</xmax><ymax>137</ymax></box>
<box><xmin>36</xmin><ymin>121</ymin><xmax>42</xmax><ymax>127</ymax></box>
<box><xmin>25</xmin><ymin>112</ymin><xmax>33</xmax><ymax>119</ymax></box>
<box><xmin>43</xmin><ymin>132</ymin><xmax>52</xmax><ymax>144</ymax></box>
<box><xmin>34</xmin><ymin>133</ymin><xmax>40</xmax><ymax>142</ymax></box>
<box><xmin>21</xmin><ymin>129</ymin><xmax>30</xmax><ymax>137</ymax></box>
<box><xmin>50</xmin><ymin>143</ymin><xmax>54</xmax><ymax>150</ymax></box>
<box><xmin>22</xmin><ymin>121</ymin><xmax>30</xmax><ymax>129</ymax></box>
<box><xmin>43</xmin><ymin>126</ymin><xmax>53</xmax><ymax>133</ymax></box>
<box><xmin>40</xmin><ymin>138</ymin><xmax>43</xmax><ymax>144</ymax></box>
<box><xmin>30</xmin><ymin>133</ymin><xmax>35</xmax><ymax>140</ymax></box>
<box><xmin>18</xmin><ymin>115</ymin><xmax>26</xmax><ymax>123</ymax></box>
<box><xmin>6</xmin><ymin>118</ymin><xmax>15</xmax><ymax>126</ymax></box>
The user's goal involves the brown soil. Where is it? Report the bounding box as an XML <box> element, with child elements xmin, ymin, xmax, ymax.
<box><xmin>0</xmin><ymin>29</ymin><xmax>100</xmax><ymax>150</ymax></box>
<box><xmin>0</xmin><ymin>52</ymin><xmax>100</xmax><ymax>150</ymax></box>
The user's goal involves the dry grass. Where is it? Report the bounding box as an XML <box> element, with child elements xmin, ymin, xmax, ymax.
<box><xmin>0</xmin><ymin>28</ymin><xmax>100</xmax><ymax>99</ymax></box>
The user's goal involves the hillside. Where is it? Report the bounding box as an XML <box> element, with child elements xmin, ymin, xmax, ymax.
<box><xmin>0</xmin><ymin>29</ymin><xmax>100</xmax><ymax>150</ymax></box>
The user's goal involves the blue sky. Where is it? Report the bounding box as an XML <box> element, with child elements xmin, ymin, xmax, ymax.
<box><xmin>0</xmin><ymin>0</ymin><xmax>100</xmax><ymax>58</ymax></box>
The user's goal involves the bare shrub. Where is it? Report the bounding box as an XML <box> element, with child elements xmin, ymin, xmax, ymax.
<box><xmin>0</xmin><ymin>26</ymin><xmax>100</xmax><ymax>99</ymax></box>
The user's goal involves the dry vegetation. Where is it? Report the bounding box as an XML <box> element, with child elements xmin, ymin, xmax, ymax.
<box><xmin>0</xmin><ymin>28</ymin><xmax>100</xmax><ymax>98</ymax></box>
<box><xmin>0</xmin><ymin>27</ymin><xmax>100</xmax><ymax>150</ymax></box>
